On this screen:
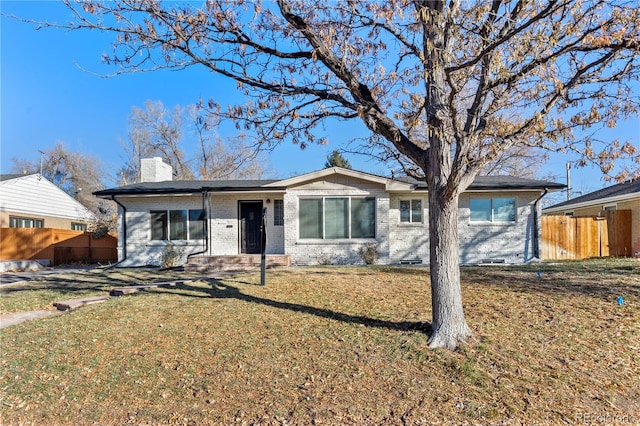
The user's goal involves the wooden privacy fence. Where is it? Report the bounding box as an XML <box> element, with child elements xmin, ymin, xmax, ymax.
<box><xmin>0</xmin><ymin>228</ymin><xmax>117</xmax><ymax>266</ymax></box>
<box><xmin>541</xmin><ymin>210</ymin><xmax>632</xmax><ymax>260</ymax></box>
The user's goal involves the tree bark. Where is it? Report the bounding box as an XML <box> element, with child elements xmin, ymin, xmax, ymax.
<box><xmin>427</xmin><ymin>188</ymin><xmax>472</xmax><ymax>349</ymax></box>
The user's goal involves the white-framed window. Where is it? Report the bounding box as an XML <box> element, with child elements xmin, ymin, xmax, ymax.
<box><xmin>470</xmin><ymin>197</ymin><xmax>516</xmax><ymax>223</ymax></box>
<box><xmin>150</xmin><ymin>209</ymin><xmax>205</xmax><ymax>241</ymax></box>
<box><xmin>299</xmin><ymin>197</ymin><xmax>375</xmax><ymax>239</ymax></box>
<box><xmin>71</xmin><ymin>222</ymin><xmax>87</xmax><ymax>231</ymax></box>
<box><xmin>603</xmin><ymin>204</ymin><xmax>617</xmax><ymax>211</ymax></box>
<box><xmin>273</xmin><ymin>199</ymin><xmax>284</xmax><ymax>226</ymax></box>
<box><xmin>9</xmin><ymin>216</ymin><xmax>44</xmax><ymax>228</ymax></box>
<box><xmin>400</xmin><ymin>199</ymin><xmax>423</xmax><ymax>223</ymax></box>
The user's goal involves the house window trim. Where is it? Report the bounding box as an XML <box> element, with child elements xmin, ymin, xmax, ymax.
<box><xmin>399</xmin><ymin>198</ymin><xmax>424</xmax><ymax>225</ymax></box>
<box><xmin>298</xmin><ymin>196</ymin><xmax>376</xmax><ymax>240</ymax></box>
<box><xmin>150</xmin><ymin>209</ymin><xmax>206</xmax><ymax>242</ymax></box>
<box><xmin>469</xmin><ymin>197</ymin><xmax>517</xmax><ymax>224</ymax></box>
<box><xmin>9</xmin><ymin>215</ymin><xmax>44</xmax><ymax>228</ymax></box>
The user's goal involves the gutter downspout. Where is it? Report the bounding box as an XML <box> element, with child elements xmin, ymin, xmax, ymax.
<box><xmin>532</xmin><ymin>189</ymin><xmax>549</xmax><ymax>260</ymax></box>
<box><xmin>111</xmin><ymin>196</ymin><xmax>127</xmax><ymax>264</ymax></box>
<box><xmin>186</xmin><ymin>190</ymin><xmax>209</xmax><ymax>263</ymax></box>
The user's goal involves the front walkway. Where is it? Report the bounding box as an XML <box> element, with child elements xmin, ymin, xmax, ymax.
<box><xmin>0</xmin><ymin>310</ymin><xmax>58</xmax><ymax>329</ymax></box>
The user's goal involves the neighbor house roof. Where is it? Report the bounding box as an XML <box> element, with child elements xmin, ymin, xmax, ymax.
<box><xmin>1</xmin><ymin>173</ymin><xmax>96</xmax><ymax>221</ymax></box>
<box><xmin>95</xmin><ymin>168</ymin><xmax>564</xmax><ymax>197</ymax></box>
<box><xmin>0</xmin><ymin>174</ymin><xmax>27</xmax><ymax>182</ymax></box>
<box><xmin>543</xmin><ymin>179</ymin><xmax>640</xmax><ymax>213</ymax></box>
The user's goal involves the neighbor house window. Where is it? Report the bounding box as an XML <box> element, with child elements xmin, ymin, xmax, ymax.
<box><xmin>470</xmin><ymin>197</ymin><xmax>516</xmax><ymax>223</ymax></box>
<box><xmin>150</xmin><ymin>209</ymin><xmax>205</xmax><ymax>240</ymax></box>
<box><xmin>274</xmin><ymin>199</ymin><xmax>284</xmax><ymax>226</ymax></box>
<box><xmin>71</xmin><ymin>222</ymin><xmax>87</xmax><ymax>231</ymax></box>
<box><xmin>400</xmin><ymin>199</ymin><xmax>423</xmax><ymax>223</ymax></box>
<box><xmin>299</xmin><ymin>197</ymin><xmax>375</xmax><ymax>239</ymax></box>
<box><xmin>9</xmin><ymin>216</ymin><xmax>44</xmax><ymax>228</ymax></box>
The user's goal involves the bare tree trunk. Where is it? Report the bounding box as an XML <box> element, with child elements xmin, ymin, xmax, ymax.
<box><xmin>427</xmin><ymin>189</ymin><xmax>472</xmax><ymax>349</ymax></box>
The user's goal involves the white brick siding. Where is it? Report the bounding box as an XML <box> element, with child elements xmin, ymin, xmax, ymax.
<box><xmin>117</xmin><ymin>196</ymin><xmax>206</xmax><ymax>266</ymax></box>
<box><xmin>207</xmin><ymin>194</ymin><xmax>284</xmax><ymax>256</ymax></box>
<box><xmin>388</xmin><ymin>194</ymin><xmax>430</xmax><ymax>264</ymax></box>
<box><xmin>283</xmin><ymin>177</ymin><xmax>390</xmax><ymax>266</ymax></box>
<box><xmin>114</xmin><ymin>176</ymin><xmax>545</xmax><ymax>267</ymax></box>
<box><xmin>117</xmin><ymin>194</ymin><xmax>285</xmax><ymax>266</ymax></box>
<box><xmin>458</xmin><ymin>192</ymin><xmax>539</xmax><ymax>264</ymax></box>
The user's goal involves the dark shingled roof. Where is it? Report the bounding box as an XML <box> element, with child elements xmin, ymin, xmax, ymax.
<box><xmin>94</xmin><ymin>179</ymin><xmax>284</xmax><ymax>196</ymax></box>
<box><xmin>95</xmin><ymin>174</ymin><xmax>564</xmax><ymax>197</ymax></box>
<box><xmin>398</xmin><ymin>175</ymin><xmax>566</xmax><ymax>191</ymax></box>
<box><xmin>545</xmin><ymin>179</ymin><xmax>640</xmax><ymax>210</ymax></box>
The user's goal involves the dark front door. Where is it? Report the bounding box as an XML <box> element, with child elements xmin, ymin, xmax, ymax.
<box><xmin>240</xmin><ymin>201</ymin><xmax>263</xmax><ymax>254</ymax></box>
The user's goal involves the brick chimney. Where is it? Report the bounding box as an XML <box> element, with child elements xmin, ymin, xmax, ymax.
<box><xmin>140</xmin><ymin>157</ymin><xmax>173</xmax><ymax>182</ymax></box>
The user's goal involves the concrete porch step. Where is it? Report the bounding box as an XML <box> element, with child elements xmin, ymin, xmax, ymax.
<box><xmin>184</xmin><ymin>255</ymin><xmax>291</xmax><ymax>273</ymax></box>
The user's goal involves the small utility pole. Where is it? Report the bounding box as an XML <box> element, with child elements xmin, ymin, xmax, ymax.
<box><xmin>566</xmin><ymin>162</ymin><xmax>571</xmax><ymax>201</ymax></box>
<box><xmin>38</xmin><ymin>150</ymin><xmax>45</xmax><ymax>177</ymax></box>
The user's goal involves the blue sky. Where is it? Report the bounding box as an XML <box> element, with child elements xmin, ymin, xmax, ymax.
<box><xmin>1</xmin><ymin>1</ymin><xmax>638</xmax><ymax>195</ymax></box>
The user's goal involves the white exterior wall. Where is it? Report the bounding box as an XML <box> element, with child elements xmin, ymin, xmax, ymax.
<box><xmin>283</xmin><ymin>176</ymin><xmax>390</xmax><ymax>266</ymax></box>
<box><xmin>387</xmin><ymin>191</ymin><xmax>542</xmax><ymax>265</ymax></box>
<box><xmin>388</xmin><ymin>193</ymin><xmax>430</xmax><ymax>264</ymax></box>
<box><xmin>117</xmin><ymin>195</ymin><xmax>206</xmax><ymax>266</ymax></box>
<box><xmin>111</xmin><ymin>174</ymin><xmax>545</xmax><ymax>267</ymax></box>
<box><xmin>207</xmin><ymin>194</ymin><xmax>284</xmax><ymax>256</ymax></box>
<box><xmin>457</xmin><ymin>191</ymin><xmax>541</xmax><ymax>264</ymax></box>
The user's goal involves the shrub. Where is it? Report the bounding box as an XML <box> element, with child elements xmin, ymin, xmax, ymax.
<box><xmin>161</xmin><ymin>244</ymin><xmax>185</xmax><ymax>268</ymax></box>
<box><xmin>357</xmin><ymin>242</ymin><xmax>378</xmax><ymax>265</ymax></box>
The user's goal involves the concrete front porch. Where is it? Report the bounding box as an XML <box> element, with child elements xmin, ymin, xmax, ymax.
<box><xmin>184</xmin><ymin>254</ymin><xmax>291</xmax><ymax>273</ymax></box>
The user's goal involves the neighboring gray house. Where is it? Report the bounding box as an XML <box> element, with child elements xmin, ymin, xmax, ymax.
<box><xmin>94</xmin><ymin>158</ymin><xmax>564</xmax><ymax>267</ymax></box>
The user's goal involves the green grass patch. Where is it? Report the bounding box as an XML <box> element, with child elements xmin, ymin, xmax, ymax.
<box><xmin>1</xmin><ymin>260</ymin><xmax>639</xmax><ymax>425</ymax></box>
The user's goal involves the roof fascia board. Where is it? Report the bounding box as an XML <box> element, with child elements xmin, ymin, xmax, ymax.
<box><xmin>100</xmin><ymin>193</ymin><xmax>199</xmax><ymax>198</ymax></box>
<box><xmin>465</xmin><ymin>188</ymin><xmax>552</xmax><ymax>193</ymax></box>
<box><xmin>97</xmin><ymin>188</ymin><xmax>287</xmax><ymax>198</ymax></box>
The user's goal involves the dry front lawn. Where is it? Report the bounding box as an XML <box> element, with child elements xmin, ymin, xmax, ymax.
<box><xmin>1</xmin><ymin>260</ymin><xmax>638</xmax><ymax>425</ymax></box>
